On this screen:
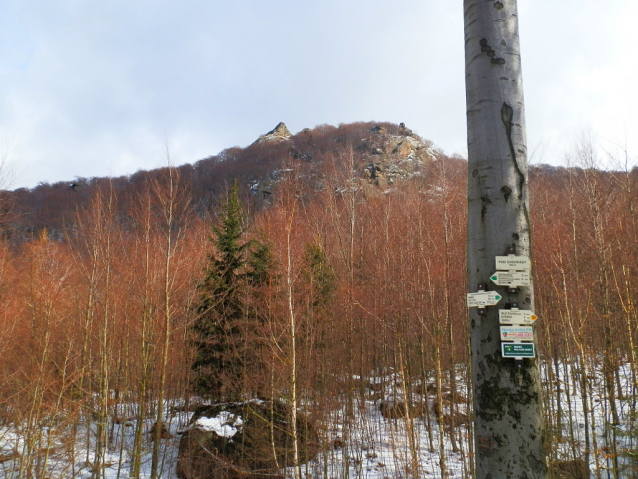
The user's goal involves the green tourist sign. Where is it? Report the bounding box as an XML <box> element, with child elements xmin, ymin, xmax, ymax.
<box><xmin>501</xmin><ymin>342</ymin><xmax>535</xmax><ymax>358</ymax></box>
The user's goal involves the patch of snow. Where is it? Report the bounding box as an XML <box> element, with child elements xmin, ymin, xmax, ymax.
<box><xmin>195</xmin><ymin>411</ymin><xmax>242</xmax><ymax>438</ymax></box>
<box><xmin>426</xmin><ymin>147</ymin><xmax>438</xmax><ymax>161</ymax></box>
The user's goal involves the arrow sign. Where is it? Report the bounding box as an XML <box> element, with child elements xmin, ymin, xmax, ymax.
<box><xmin>499</xmin><ymin>309</ymin><xmax>538</xmax><ymax>325</ymax></box>
<box><xmin>490</xmin><ymin>271</ymin><xmax>531</xmax><ymax>287</ymax></box>
<box><xmin>500</xmin><ymin>326</ymin><xmax>534</xmax><ymax>341</ymax></box>
<box><xmin>495</xmin><ymin>255</ymin><xmax>531</xmax><ymax>271</ymax></box>
<box><xmin>502</xmin><ymin>342</ymin><xmax>535</xmax><ymax>358</ymax></box>
<box><xmin>467</xmin><ymin>291</ymin><xmax>502</xmax><ymax>308</ymax></box>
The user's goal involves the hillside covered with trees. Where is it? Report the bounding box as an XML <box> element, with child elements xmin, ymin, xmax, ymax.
<box><xmin>0</xmin><ymin>122</ymin><xmax>637</xmax><ymax>478</ymax></box>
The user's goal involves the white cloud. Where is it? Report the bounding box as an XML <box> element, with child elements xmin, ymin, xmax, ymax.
<box><xmin>1</xmin><ymin>0</ymin><xmax>636</xmax><ymax>188</ymax></box>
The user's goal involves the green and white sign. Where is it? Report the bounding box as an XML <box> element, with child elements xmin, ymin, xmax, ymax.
<box><xmin>467</xmin><ymin>291</ymin><xmax>502</xmax><ymax>308</ymax></box>
<box><xmin>501</xmin><ymin>342</ymin><xmax>535</xmax><ymax>358</ymax></box>
<box><xmin>490</xmin><ymin>271</ymin><xmax>530</xmax><ymax>287</ymax></box>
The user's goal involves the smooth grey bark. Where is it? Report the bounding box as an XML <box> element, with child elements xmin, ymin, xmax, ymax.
<box><xmin>464</xmin><ymin>1</ymin><xmax>546</xmax><ymax>477</ymax></box>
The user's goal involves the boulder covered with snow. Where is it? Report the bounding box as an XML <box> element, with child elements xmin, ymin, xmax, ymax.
<box><xmin>176</xmin><ymin>399</ymin><xmax>319</xmax><ymax>479</ymax></box>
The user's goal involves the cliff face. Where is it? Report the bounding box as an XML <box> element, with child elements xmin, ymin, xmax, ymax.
<box><xmin>361</xmin><ymin>123</ymin><xmax>437</xmax><ymax>189</ymax></box>
<box><xmin>246</xmin><ymin>121</ymin><xmax>438</xmax><ymax>199</ymax></box>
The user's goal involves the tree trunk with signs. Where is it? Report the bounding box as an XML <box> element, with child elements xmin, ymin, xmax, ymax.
<box><xmin>464</xmin><ymin>0</ymin><xmax>546</xmax><ymax>477</ymax></box>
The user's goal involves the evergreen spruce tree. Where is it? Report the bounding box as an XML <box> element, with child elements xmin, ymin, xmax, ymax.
<box><xmin>304</xmin><ymin>242</ymin><xmax>335</xmax><ymax>312</ymax></box>
<box><xmin>192</xmin><ymin>183</ymin><xmax>270</xmax><ymax>400</ymax></box>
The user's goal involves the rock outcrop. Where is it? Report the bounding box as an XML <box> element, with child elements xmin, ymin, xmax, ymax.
<box><xmin>248</xmin><ymin>122</ymin><xmax>438</xmax><ymax>199</ymax></box>
<box><xmin>252</xmin><ymin>122</ymin><xmax>292</xmax><ymax>144</ymax></box>
<box><xmin>176</xmin><ymin>400</ymin><xmax>319</xmax><ymax>479</ymax></box>
<box><xmin>362</xmin><ymin>123</ymin><xmax>436</xmax><ymax>188</ymax></box>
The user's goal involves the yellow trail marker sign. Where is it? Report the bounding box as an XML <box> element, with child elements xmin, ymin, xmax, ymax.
<box><xmin>499</xmin><ymin>309</ymin><xmax>538</xmax><ymax>325</ymax></box>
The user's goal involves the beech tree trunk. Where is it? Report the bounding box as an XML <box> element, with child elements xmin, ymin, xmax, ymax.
<box><xmin>464</xmin><ymin>1</ymin><xmax>546</xmax><ymax>477</ymax></box>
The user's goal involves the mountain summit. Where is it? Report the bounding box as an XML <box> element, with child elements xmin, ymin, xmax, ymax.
<box><xmin>252</xmin><ymin>122</ymin><xmax>292</xmax><ymax>144</ymax></box>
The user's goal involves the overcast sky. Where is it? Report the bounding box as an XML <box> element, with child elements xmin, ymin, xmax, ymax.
<box><xmin>1</xmin><ymin>0</ymin><xmax>636</xmax><ymax>189</ymax></box>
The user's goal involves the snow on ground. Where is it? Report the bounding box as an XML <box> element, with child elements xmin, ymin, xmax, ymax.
<box><xmin>1</xmin><ymin>362</ymin><xmax>636</xmax><ymax>478</ymax></box>
<box><xmin>300</xmin><ymin>396</ymin><xmax>471</xmax><ymax>479</ymax></box>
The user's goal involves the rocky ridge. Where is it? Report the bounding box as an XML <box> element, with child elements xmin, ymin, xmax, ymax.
<box><xmin>4</xmin><ymin>121</ymin><xmax>442</xmax><ymax>244</ymax></box>
<box><xmin>250</xmin><ymin>121</ymin><xmax>437</xmax><ymax>198</ymax></box>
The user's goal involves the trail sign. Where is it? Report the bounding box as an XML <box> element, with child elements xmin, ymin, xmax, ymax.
<box><xmin>490</xmin><ymin>271</ymin><xmax>530</xmax><ymax>287</ymax></box>
<box><xmin>501</xmin><ymin>342</ymin><xmax>535</xmax><ymax>358</ymax></box>
<box><xmin>500</xmin><ymin>326</ymin><xmax>534</xmax><ymax>341</ymax></box>
<box><xmin>499</xmin><ymin>309</ymin><xmax>538</xmax><ymax>325</ymax></box>
<box><xmin>467</xmin><ymin>291</ymin><xmax>502</xmax><ymax>308</ymax></box>
<box><xmin>495</xmin><ymin>255</ymin><xmax>531</xmax><ymax>271</ymax></box>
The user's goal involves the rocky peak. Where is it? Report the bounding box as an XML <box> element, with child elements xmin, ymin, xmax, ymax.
<box><xmin>362</xmin><ymin>123</ymin><xmax>437</xmax><ymax>189</ymax></box>
<box><xmin>253</xmin><ymin>122</ymin><xmax>292</xmax><ymax>144</ymax></box>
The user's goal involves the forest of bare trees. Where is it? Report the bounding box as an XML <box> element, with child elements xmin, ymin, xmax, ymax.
<box><xmin>0</xmin><ymin>123</ymin><xmax>637</xmax><ymax>478</ymax></box>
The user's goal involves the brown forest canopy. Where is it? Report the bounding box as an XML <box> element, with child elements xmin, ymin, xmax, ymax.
<box><xmin>0</xmin><ymin>122</ymin><xmax>637</xmax><ymax>476</ymax></box>
<box><xmin>4</xmin><ymin>121</ymin><xmax>416</xmax><ymax>242</ymax></box>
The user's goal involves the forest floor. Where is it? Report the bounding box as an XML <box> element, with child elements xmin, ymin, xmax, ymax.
<box><xmin>1</xmin><ymin>363</ymin><xmax>636</xmax><ymax>478</ymax></box>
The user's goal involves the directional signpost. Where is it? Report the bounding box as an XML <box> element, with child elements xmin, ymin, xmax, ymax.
<box><xmin>467</xmin><ymin>291</ymin><xmax>502</xmax><ymax>308</ymax></box>
<box><xmin>490</xmin><ymin>271</ymin><xmax>530</xmax><ymax>287</ymax></box>
<box><xmin>488</xmin><ymin>255</ymin><xmax>538</xmax><ymax>359</ymax></box>
<box><xmin>499</xmin><ymin>309</ymin><xmax>538</xmax><ymax>325</ymax></box>
<box><xmin>467</xmin><ymin>254</ymin><xmax>538</xmax><ymax>359</ymax></box>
